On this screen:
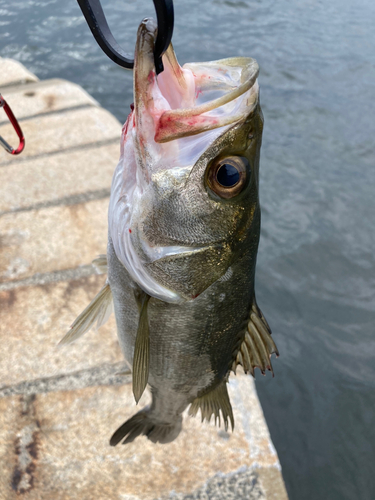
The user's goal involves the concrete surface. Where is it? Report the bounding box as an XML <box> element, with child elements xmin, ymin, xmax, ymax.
<box><xmin>0</xmin><ymin>198</ymin><xmax>109</xmax><ymax>281</ymax></box>
<box><xmin>0</xmin><ymin>79</ymin><xmax>98</xmax><ymax>123</ymax></box>
<box><xmin>0</xmin><ymin>275</ymin><xmax>122</xmax><ymax>387</ymax></box>
<box><xmin>0</xmin><ymin>57</ymin><xmax>39</xmax><ymax>88</ymax></box>
<box><xmin>0</xmin><ymin>145</ymin><xmax>116</xmax><ymax>213</ymax></box>
<box><xmin>0</xmin><ymin>381</ymin><xmax>286</xmax><ymax>500</ymax></box>
<box><xmin>0</xmin><ymin>106</ymin><xmax>120</xmax><ymax>161</ymax></box>
<box><xmin>0</xmin><ymin>57</ymin><xmax>288</xmax><ymax>499</ymax></box>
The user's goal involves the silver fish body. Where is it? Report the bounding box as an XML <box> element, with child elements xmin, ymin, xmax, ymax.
<box><xmin>108</xmin><ymin>222</ymin><xmax>256</xmax><ymax>439</ymax></box>
<box><xmin>61</xmin><ymin>18</ymin><xmax>278</xmax><ymax>445</ymax></box>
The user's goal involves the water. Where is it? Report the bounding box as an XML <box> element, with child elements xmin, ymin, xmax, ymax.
<box><xmin>1</xmin><ymin>0</ymin><xmax>374</xmax><ymax>498</ymax></box>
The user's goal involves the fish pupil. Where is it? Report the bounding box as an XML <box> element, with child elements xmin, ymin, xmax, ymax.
<box><xmin>216</xmin><ymin>164</ymin><xmax>240</xmax><ymax>187</ymax></box>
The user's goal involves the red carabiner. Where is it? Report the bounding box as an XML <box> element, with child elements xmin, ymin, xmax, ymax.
<box><xmin>0</xmin><ymin>94</ymin><xmax>25</xmax><ymax>155</ymax></box>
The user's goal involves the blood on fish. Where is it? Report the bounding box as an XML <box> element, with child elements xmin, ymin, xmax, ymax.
<box><xmin>147</xmin><ymin>70</ymin><xmax>155</xmax><ymax>84</ymax></box>
<box><xmin>155</xmin><ymin>113</ymin><xmax>220</xmax><ymax>142</ymax></box>
<box><xmin>122</xmin><ymin>112</ymin><xmax>133</xmax><ymax>139</ymax></box>
<box><xmin>129</xmin><ymin>229</ymin><xmax>132</xmax><ymax>233</ymax></box>
<box><xmin>193</xmin><ymin>72</ymin><xmax>211</xmax><ymax>80</ymax></box>
<box><xmin>195</xmin><ymin>88</ymin><xmax>203</xmax><ymax>99</ymax></box>
<box><xmin>130</xmin><ymin>103</ymin><xmax>134</xmax><ymax>111</ymax></box>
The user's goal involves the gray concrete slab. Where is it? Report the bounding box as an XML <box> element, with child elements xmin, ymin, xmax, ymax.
<box><xmin>0</xmin><ymin>377</ymin><xmax>288</xmax><ymax>500</ymax></box>
<box><xmin>0</xmin><ymin>57</ymin><xmax>39</xmax><ymax>87</ymax></box>
<box><xmin>0</xmin><ymin>144</ymin><xmax>118</xmax><ymax>214</ymax></box>
<box><xmin>0</xmin><ymin>106</ymin><xmax>121</xmax><ymax>163</ymax></box>
<box><xmin>0</xmin><ymin>57</ymin><xmax>288</xmax><ymax>500</ymax></box>
<box><xmin>0</xmin><ymin>274</ymin><xmax>122</xmax><ymax>388</ymax></box>
<box><xmin>0</xmin><ymin>79</ymin><xmax>98</xmax><ymax>124</ymax></box>
<box><xmin>0</xmin><ymin>198</ymin><xmax>108</xmax><ymax>282</ymax></box>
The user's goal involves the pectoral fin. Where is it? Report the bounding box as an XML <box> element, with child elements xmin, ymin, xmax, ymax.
<box><xmin>132</xmin><ymin>293</ymin><xmax>151</xmax><ymax>403</ymax></box>
<box><xmin>188</xmin><ymin>379</ymin><xmax>234</xmax><ymax>432</ymax></box>
<box><xmin>58</xmin><ymin>281</ymin><xmax>113</xmax><ymax>345</ymax></box>
<box><xmin>92</xmin><ymin>254</ymin><xmax>108</xmax><ymax>274</ymax></box>
<box><xmin>232</xmin><ymin>298</ymin><xmax>279</xmax><ymax>376</ymax></box>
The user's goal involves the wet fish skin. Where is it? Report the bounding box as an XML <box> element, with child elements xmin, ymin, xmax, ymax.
<box><xmin>142</xmin><ymin>109</ymin><xmax>264</xmax><ymax>301</ymax></box>
<box><xmin>106</xmin><ymin>20</ymin><xmax>273</xmax><ymax>445</ymax></box>
<box><xmin>60</xmin><ymin>18</ymin><xmax>278</xmax><ymax>445</ymax></box>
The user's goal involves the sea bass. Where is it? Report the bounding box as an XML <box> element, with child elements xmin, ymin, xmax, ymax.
<box><xmin>60</xmin><ymin>19</ymin><xmax>278</xmax><ymax>445</ymax></box>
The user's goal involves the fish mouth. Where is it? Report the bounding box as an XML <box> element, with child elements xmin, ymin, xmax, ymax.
<box><xmin>154</xmin><ymin>56</ymin><xmax>260</xmax><ymax>144</ymax></box>
<box><xmin>133</xmin><ymin>18</ymin><xmax>260</xmax><ymax>170</ymax></box>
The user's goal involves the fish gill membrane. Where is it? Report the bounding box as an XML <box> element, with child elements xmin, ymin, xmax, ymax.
<box><xmin>60</xmin><ymin>18</ymin><xmax>279</xmax><ymax>446</ymax></box>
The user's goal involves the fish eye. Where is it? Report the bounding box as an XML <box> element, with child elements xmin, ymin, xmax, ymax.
<box><xmin>206</xmin><ymin>156</ymin><xmax>250</xmax><ymax>199</ymax></box>
<box><xmin>217</xmin><ymin>163</ymin><xmax>240</xmax><ymax>187</ymax></box>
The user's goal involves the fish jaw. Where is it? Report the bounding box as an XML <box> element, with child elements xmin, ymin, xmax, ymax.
<box><xmin>108</xmin><ymin>18</ymin><xmax>263</xmax><ymax>303</ymax></box>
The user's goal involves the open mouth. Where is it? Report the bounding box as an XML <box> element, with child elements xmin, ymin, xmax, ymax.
<box><xmin>154</xmin><ymin>49</ymin><xmax>260</xmax><ymax>144</ymax></box>
<box><xmin>132</xmin><ymin>19</ymin><xmax>261</xmax><ymax>171</ymax></box>
<box><xmin>135</xmin><ymin>19</ymin><xmax>260</xmax><ymax>144</ymax></box>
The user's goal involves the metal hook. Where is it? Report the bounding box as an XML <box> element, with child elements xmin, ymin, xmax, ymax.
<box><xmin>0</xmin><ymin>94</ymin><xmax>25</xmax><ymax>155</ymax></box>
<box><xmin>76</xmin><ymin>0</ymin><xmax>174</xmax><ymax>74</ymax></box>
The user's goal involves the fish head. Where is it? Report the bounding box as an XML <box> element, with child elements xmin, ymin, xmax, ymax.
<box><xmin>109</xmin><ymin>19</ymin><xmax>263</xmax><ymax>303</ymax></box>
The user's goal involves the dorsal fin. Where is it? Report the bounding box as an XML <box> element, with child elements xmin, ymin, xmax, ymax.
<box><xmin>58</xmin><ymin>281</ymin><xmax>113</xmax><ymax>346</ymax></box>
<box><xmin>132</xmin><ymin>292</ymin><xmax>151</xmax><ymax>403</ymax></box>
<box><xmin>188</xmin><ymin>379</ymin><xmax>234</xmax><ymax>432</ymax></box>
<box><xmin>232</xmin><ymin>298</ymin><xmax>279</xmax><ymax>376</ymax></box>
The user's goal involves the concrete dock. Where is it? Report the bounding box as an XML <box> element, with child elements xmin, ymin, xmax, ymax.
<box><xmin>0</xmin><ymin>57</ymin><xmax>288</xmax><ymax>500</ymax></box>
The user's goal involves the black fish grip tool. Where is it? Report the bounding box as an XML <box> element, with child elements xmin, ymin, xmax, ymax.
<box><xmin>76</xmin><ymin>0</ymin><xmax>174</xmax><ymax>74</ymax></box>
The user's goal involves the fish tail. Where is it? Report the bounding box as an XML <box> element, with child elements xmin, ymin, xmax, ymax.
<box><xmin>109</xmin><ymin>407</ymin><xmax>182</xmax><ymax>446</ymax></box>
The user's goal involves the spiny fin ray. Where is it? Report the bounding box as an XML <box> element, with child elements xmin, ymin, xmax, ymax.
<box><xmin>232</xmin><ymin>298</ymin><xmax>279</xmax><ymax>376</ymax></box>
<box><xmin>189</xmin><ymin>379</ymin><xmax>234</xmax><ymax>432</ymax></box>
<box><xmin>132</xmin><ymin>293</ymin><xmax>151</xmax><ymax>404</ymax></box>
<box><xmin>58</xmin><ymin>281</ymin><xmax>113</xmax><ymax>346</ymax></box>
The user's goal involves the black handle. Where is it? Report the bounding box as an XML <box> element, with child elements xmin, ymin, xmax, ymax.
<box><xmin>77</xmin><ymin>0</ymin><xmax>174</xmax><ymax>74</ymax></box>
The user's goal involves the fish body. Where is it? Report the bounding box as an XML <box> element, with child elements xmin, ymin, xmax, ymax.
<box><xmin>60</xmin><ymin>18</ymin><xmax>278</xmax><ymax>445</ymax></box>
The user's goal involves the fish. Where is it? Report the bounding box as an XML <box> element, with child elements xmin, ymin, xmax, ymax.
<box><xmin>59</xmin><ymin>18</ymin><xmax>278</xmax><ymax>445</ymax></box>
